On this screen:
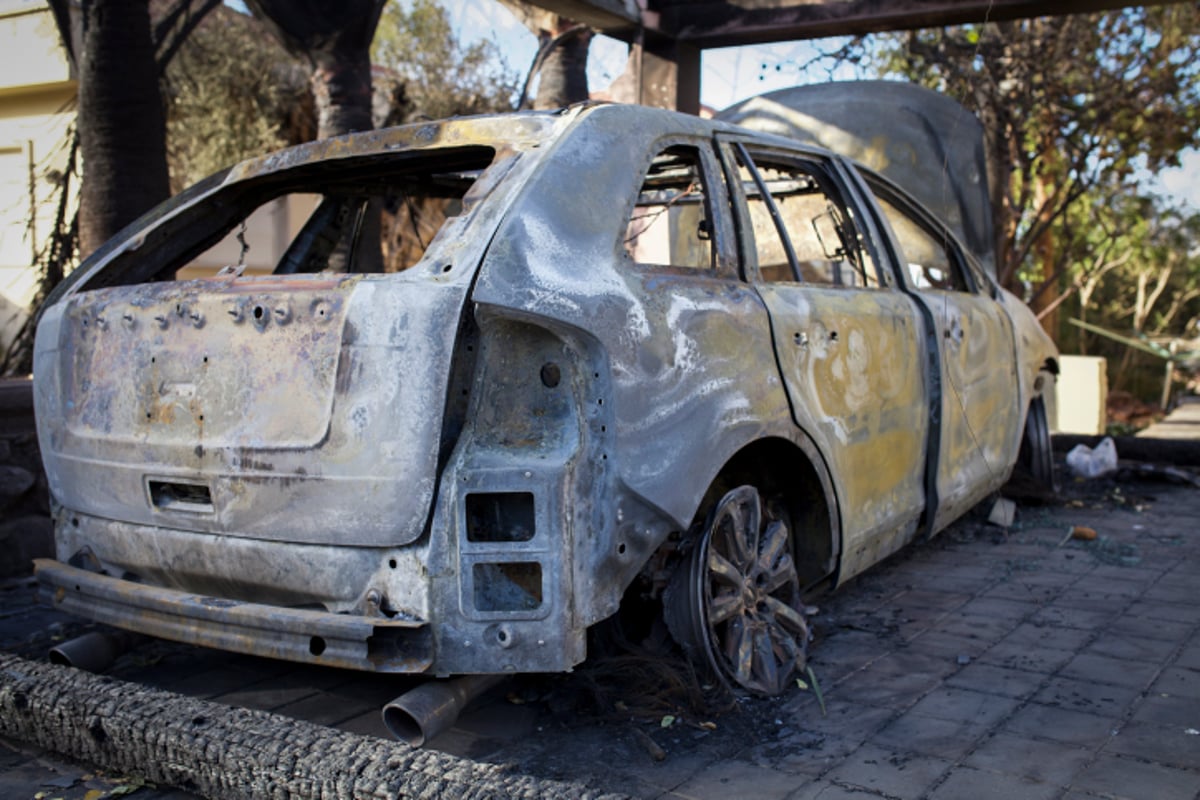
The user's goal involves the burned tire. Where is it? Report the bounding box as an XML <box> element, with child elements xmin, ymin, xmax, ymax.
<box><xmin>663</xmin><ymin>485</ymin><xmax>810</xmax><ymax>696</ymax></box>
<box><xmin>1018</xmin><ymin>395</ymin><xmax>1058</xmax><ymax>493</ymax></box>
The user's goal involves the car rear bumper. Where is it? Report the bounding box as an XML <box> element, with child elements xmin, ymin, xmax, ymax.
<box><xmin>34</xmin><ymin>560</ymin><xmax>432</xmax><ymax>673</ymax></box>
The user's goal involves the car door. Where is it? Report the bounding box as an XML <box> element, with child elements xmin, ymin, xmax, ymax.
<box><xmin>718</xmin><ymin>140</ymin><xmax>930</xmax><ymax>578</ymax></box>
<box><xmin>864</xmin><ymin>178</ymin><xmax>1021</xmax><ymax>531</ymax></box>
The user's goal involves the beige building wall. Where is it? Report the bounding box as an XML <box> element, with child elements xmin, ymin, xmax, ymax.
<box><xmin>0</xmin><ymin>0</ymin><xmax>75</xmax><ymax>355</ymax></box>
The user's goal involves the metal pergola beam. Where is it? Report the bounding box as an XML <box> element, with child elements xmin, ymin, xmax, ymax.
<box><xmin>518</xmin><ymin>0</ymin><xmax>1185</xmax><ymax>112</ymax></box>
<box><xmin>655</xmin><ymin>0</ymin><xmax>1183</xmax><ymax>48</ymax></box>
<box><xmin>524</xmin><ymin>0</ymin><xmax>1184</xmax><ymax>45</ymax></box>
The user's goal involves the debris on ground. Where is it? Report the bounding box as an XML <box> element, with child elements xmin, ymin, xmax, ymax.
<box><xmin>1066</xmin><ymin>436</ymin><xmax>1119</xmax><ymax>478</ymax></box>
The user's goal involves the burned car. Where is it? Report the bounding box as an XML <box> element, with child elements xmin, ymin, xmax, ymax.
<box><xmin>33</xmin><ymin>98</ymin><xmax>1057</xmax><ymax>706</ymax></box>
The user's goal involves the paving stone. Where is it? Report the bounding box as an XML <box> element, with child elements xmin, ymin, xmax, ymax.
<box><xmin>1070</xmin><ymin>753</ymin><xmax>1200</xmax><ymax>800</ymax></box>
<box><xmin>889</xmin><ymin>588</ymin><xmax>972</xmax><ymax>613</ymax></box>
<box><xmin>271</xmin><ymin>689</ymin><xmax>376</xmax><ymax>727</ymax></box>
<box><xmin>808</xmin><ymin>630</ymin><xmax>889</xmax><ymax>682</ymax></box>
<box><xmin>1129</xmin><ymin>692</ymin><xmax>1200</xmax><ymax>728</ymax></box>
<box><xmin>901</xmin><ymin>563</ymin><xmax>997</xmax><ymax>582</ymax></box>
<box><xmin>1058</xmin><ymin>652</ymin><xmax>1163</xmax><ymax>689</ymax></box>
<box><xmin>671</xmin><ymin>758</ymin><xmax>808</xmax><ymax>800</ymax></box>
<box><xmin>832</xmin><ymin>656</ymin><xmax>946</xmax><ymax>709</ymax></box>
<box><xmin>905</xmin><ymin>687</ymin><xmax>1020</xmax><ymax>728</ymax></box>
<box><xmin>963</xmin><ymin>731</ymin><xmax>1092</xmax><ymax>787</ymax></box>
<box><xmin>981</xmin><ymin>639</ymin><xmax>1076</xmax><ymax>675</ymax></box>
<box><xmin>997</xmin><ymin>568</ymin><xmax>1079</xmax><ymax>589</ymax></box>
<box><xmin>1140</xmin><ymin>582</ymin><xmax>1197</xmax><ymax>605</ymax></box>
<box><xmin>788</xmin><ymin>699</ymin><xmax>896</xmax><ymax>742</ymax></box>
<box><xmin>1003</xmin><ymin>703</ymin><xmax>1119</xmax><ymax>748</ymax></box>
<box><xmin>1105</xmin><ymin>719</ymin><xmax>1200</xmax><ymax>769</ymax></box>
<box><xmin>1174</xmin><ymin>644</ymin><xmax>1200</xmax><ymax>671</ymax></box>
<box><xmin>903</xmin><ymin>574</ymin><xmax>994</xmax><ymax>595</ymax></box>
<box><xmin>956</xmin><ymin>596</ymin><xmax>1040</xmax><ymax>622</ymax></box>
<box><xmin>1050</xmin><ymin>591</ymin><xmax>1136</xmax><ymax>616</ymax></box>
<box><xmin>747</xmin><ymin>732</ymin><xmax>862</xmax><ymax>777</ymax></box>
<box><xmin>1029</xmin><ymin>604</ymin><xmax>1121</xmax><ymax>631</ymax></box>
<box><xmin>927</xmin><ymin>765</ymin><xmax>1061</xmax><ymax>800</ymax></box>
<box><xmin>211</xmin><ymin>682</ymin><xmax>318</xmax><ymax>712</ymax></box>
<box><xmin>1158</xmin><ymin>568</ymin><xmax>1200</xmax><ymax>589</ymax></box>
<box><xmin>1151</xmin><ymin>666</ymin><xmax>1200</xmax><ymax>701</ymax></box>
<box><xmin>1067</xmin><ymin>575</ymin><xmax>1150</xmax><ymax>599</ymax></box>
<box><xmin>824</xmin><ymin>743</ymin><xmax>951</xmax><ymax>800</ymax></box>
<box><xmin>1084</xmin><ymin>631</ymin><xmax>1180</xmax><ymax>664</ymax></box>
<box><xmin>902</xmin><ymin>631</ymin><xmax>992</xmax><ymax>660</ymax></box>
<box><xmin>872</xmin><ymin>712</ymin><xmax>990</xmax><ymax>760</ymax></box>
<box><xmin>620</xmin><ymin>750</ymin><xmax>717</xmax><ymax>796</ymax></box>
<box><xmin>785</xmin><ymin>781</ymin><xmax>884</xmax><ymax>800</ymax></box>
<box><xmin>1032</xmin><ymin>675</ymin><xmax>1141</xmax><ymax>717</ymax></box>
<box><xmin>945</xmin><ymin>662</ymin><xmax>1047</xmax><ymax>699</ymax></box>
<box><xmin>979</xmin><ymin>580</ymin><xmax>1062</xmax><ymax>604</ymax></box>
<box><xmin>0</xmin><ymin>759</ymin><xmax>86</xmax><ymax>798</ymax></box>
<box><xmin>152</xmin><ymin>666</ymin><xmax>261</xmax><ymax>699</ymax></box>
<box><xmin>1124</xmin><ymin>600</ymin><xmax>1200</xmax><ymax>625</ymax></box>
<box><xmin>1039</xmin><ymin>549</ymin><xmax>1099</xmax><ymax>574</ymax></box>
<box><xmin>937</xmin><ymin>612</ymin><xmax>1021</xmax><ymax>645</ymax></box>
<box><xmin>323</xmin><ymin>672</ymin><xmax>419</xmax><ymax>706</ymax></box>
<box><xmin>1108</xmin><ymin>614</ymin><xmax>1194</xmax><ymax>643</ymax></box>
<box><xmin>1000</xmin><ymin>621</ymin><xmax>1094</xmax><ymax>652</ymax></box>
<box><xmin>337</xmin><ymin>708</ymin><xmax>391</xmax><ymax>739</ymax></box>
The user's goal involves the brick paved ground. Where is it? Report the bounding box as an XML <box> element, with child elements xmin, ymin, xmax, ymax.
<box><xmin>2</xmin><ymin>471</ymin><xmax>1198</xmax><ymax>799</ymax></box>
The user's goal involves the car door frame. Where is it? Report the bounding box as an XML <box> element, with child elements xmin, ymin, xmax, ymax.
<box><xmin>853</xmin><ymin>168</ymin><xmax>1022</xmax><ymax>533</ymax></box>
<box><xmin>715</xmin><ymin>135</ymin><xmax>935</xmax><ymax>581</ymax></box>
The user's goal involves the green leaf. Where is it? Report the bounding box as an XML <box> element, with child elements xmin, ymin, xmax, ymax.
<box><xmin>806</xmin><ymin>666</ymin><xmax>827</xmax><ymax>717</ymax></box>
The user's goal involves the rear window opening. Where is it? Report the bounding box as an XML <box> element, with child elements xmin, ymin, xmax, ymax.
<box><xmin>180</xmin><ymin>150</ymin><xmax>495</xmax><ymax>279</ymax></box>
<box><xmin>84</xmin><ymin>145</ymin><xmax>500</xmax><ymax>289</ymax></box>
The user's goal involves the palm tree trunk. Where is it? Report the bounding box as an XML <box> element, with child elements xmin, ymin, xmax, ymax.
<box><xmin>76</xmin><ymin>0</ymin><xmax>171</xmax><ymax>256</ymax></box>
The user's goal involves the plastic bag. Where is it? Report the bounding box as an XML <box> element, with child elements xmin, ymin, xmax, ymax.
<box><xmin>1065</xmin><ymin>436</ymin><xmax>1118</xmax><ymax>479</ymax></box>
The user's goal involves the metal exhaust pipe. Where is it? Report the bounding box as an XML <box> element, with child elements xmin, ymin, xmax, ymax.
<box><xmin>49</xmin><ymin>630</ymin><xmax>145</xmax><ymax>673</ymax></box>
<box><xmin>382</xmin><ymin>674</ymin><xmax>505</xmax><ymax>747</ymax></box>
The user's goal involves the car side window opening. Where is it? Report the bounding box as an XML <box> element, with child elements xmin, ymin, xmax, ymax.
<box><xmin>624</xmin><ymin>146</ymin><xmax>714</xmax><ymax>270</ymax></box>
<box><xmin>734</xmin><ymin>147</ymin><xmax>880</xmax><ymax>288</ymax></box>
<box><xmin>874</xmin><ymin>195</ymin><xmax>970</xmax><ymax>293</ymax></box>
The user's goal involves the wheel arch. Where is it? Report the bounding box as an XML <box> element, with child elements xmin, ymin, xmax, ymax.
<box><xmin>690</xmin><ymin>434</ymin><xmax>841</xmax><ymax>589</ymax></box>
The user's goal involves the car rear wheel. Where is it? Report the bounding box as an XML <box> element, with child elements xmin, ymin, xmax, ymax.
<box><xmin>664</xmin><ymin>485</ymin><xmax>810</xmax><ymax>695</ymax></box>
<box><xmin>1019</xmin><ymin>396</ymin><xmax>1058</xmax><ymax>492</ymax></box>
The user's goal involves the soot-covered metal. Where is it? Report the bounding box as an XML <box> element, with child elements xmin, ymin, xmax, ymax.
<box><xmin>33</xmin><ymin>100</ymin><xmax>1057</xmax><ymax>698</ymax></box>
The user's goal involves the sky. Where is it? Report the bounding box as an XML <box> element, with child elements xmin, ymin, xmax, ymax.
<box><xmin>433</xmin><ymin>0</ymin><xmax>1199</xmax><ymax>211</ymax></box>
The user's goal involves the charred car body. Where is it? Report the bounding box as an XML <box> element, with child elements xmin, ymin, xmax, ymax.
<box><xmin>33</xmin><ymin>94</ymin><xmax>1057</xmax><ymax>698</ymax></box>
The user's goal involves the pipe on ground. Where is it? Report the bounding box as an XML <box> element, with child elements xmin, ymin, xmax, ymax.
<box><xmin>382</xmin><ymin>674</ymin><xmax>505</xmax><ymax>746</ymax></box>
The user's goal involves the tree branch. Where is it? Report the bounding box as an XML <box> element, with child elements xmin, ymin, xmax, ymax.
<box><xmin>156</xmin><ymin>0</ymin><xmax>220</xmax><ymax>76</ymax></box>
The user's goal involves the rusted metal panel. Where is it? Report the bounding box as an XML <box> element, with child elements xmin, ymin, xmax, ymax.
<box><xmin>36</xmin><ymin>560</ymin><xmax>432</xmax><ymax>672</ymax></box>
